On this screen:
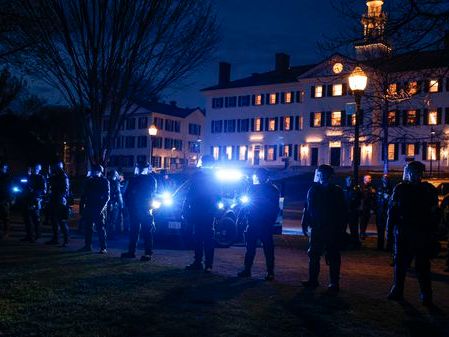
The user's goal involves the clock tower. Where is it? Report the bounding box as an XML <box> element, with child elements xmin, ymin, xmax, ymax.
<box><xmin>355</xmin><ymin>0</ymin><xmax>391</xmax><ymax>60</ymax></box>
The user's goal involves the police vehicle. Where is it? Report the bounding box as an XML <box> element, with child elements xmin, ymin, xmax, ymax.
<box><xmin>152</xmin><ymin>168</ymin><xmax>283</xmax><ymax>247</ymax></box>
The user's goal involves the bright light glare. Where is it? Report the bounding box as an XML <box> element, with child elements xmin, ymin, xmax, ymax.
<box><xmin>20</xmin><ymin>178</ymin><xmax>28</xmax><ymax>183</ymax></box>
<box><xmin>240</xmin><ymin>195</ymin><xmax>250</xmax><ymax>204</ymax></box>
<box><xmin>162</xmin><ymin>192</ymin><xmax>173</xmax><ymax>206</ymax></box>
<box><xmin>215</xmin><ymin>169</ymin><xmax>243</xmax><ymax>182</ymax></box>
<box><xmin>151</xmin><ymin>200</ymin><xmax>162</xmax><ymax>209</ymax></box>
<box><xmin>12</xmin><ymin>186</ymin><xmax>21</xmax><ymax>193</ymax></box>
<box><xmin>217</xmin><ymin>202</ymin><xmax>224</xmax><ymax>209</ymax></box>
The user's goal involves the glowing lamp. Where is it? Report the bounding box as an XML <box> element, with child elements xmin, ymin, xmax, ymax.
<box><xmin>348</xmin><ymin>67</ymin><xmax>368</xmax><ymax>92</ymax></box>
<box><xmin>148</xmin><ymin>124</ymin><xmax>158</xmax><ymax>136</ymax></box>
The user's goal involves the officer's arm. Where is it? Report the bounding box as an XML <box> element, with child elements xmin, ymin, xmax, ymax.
<box><xmin>337</xmin><ymin>188</ymin><xmax>348</xmax><ymax>230</ymax></box>
<box><xmin>430</xmin><ymin>186</ymin><xmax>440</xmax><ymax>232</ymax></box>
<box><xmin>386</xmin><ymin>186</ymin><xmax>400</xmax><ymax>234</ymax></box>
<box><xmin>104</xmin><ymin>180</ymin><xmax>110</xmax><ymax>207</ymax></box>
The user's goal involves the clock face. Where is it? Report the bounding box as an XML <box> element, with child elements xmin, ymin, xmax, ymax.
<box><xmin>333</xmin><ymin>62</ymin><xmax>343</xmax><ymax>74</ymax></box>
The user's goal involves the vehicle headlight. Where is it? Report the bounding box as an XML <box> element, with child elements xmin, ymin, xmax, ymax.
<box><xmin>151</xmin><ymin>200</ymin><xmax>162</xmax><ymax>209</ymax></box>
<box><xmin>240</xmin><ymin>195</ymin><xmax>250</xmax><ymax>204</ymax></box>
<box><xmin>161</xmin><ymin>192</ymin><xmax>173</xmax><ymax>206</ymax></box>
<box><xmin>217</xmin><ymin>201</ymin><xmax>224</xmax><ymax>210</ymax></box>
<box><xmin>215</xmin><ymin>169</ymin><xmax>243</xmax><ymax>182</ymax></box>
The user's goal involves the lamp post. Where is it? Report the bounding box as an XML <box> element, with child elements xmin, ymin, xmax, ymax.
<box><xmin>430</xmin><ymin>127</ymin><xmax>436</xmax><ymax>178</ymax></box>
<box><xmin>148</xmin><ymin>124</ymin><xmax>158</xmax><ymax>168</ymax></box>
<box><xmin>348</xmin><ymin>66</ymin><xmax>368</xmax><ymax>184</ymax></box>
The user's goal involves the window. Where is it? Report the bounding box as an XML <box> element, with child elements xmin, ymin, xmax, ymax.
<box><xmin>164</xmin><ymin>138</ymin><xmax>174</xmax><ymax>150</ymax></box>
<box><xmin>174</xmin><ymin>121</ymin><xmax>181</xmax><ymax>133</ymax></box>
<box><xmin>152</xmin><ymin>156</ymin><xmax>162</xmax><ymax>168</ymax></box>
<box><xmin>255</xmin><ymin>94</ymin><xmax>263</xmax><ymax>105</ymax></box>
<box><xmin>268</xmin><ymin>118</ymin><xmax>276</xmax><ymax>131</ymax></box>
<box><xmin>152</xmin><ymin>136</ymin><xmax>162</xmax><ymax>149</ymax></box>
<box><xmin>284</xmin><ymin>92</ymin><xmax>292</xmax><ymax>104</ymax></box>
<box><xmin>299</xmin><ymin>116</ymin><xmax>304</xmax><ymax>130</ymax></box>
<box><xmin>314</xmin><ymin>85</ymin><xmax>323</xmax><ymax>98</ymax></box>
<box><xmin>212</xmin><ymin>97</ymin><xmax>224</xmax><ymax>108</ymax></box>
<box><xmin>408</xmin><ymin>81</ymin><xmax>418</xmax><ymax>95</ymax></box>
<box><xmin>269</xmin><ymin>93</ymin><xmax>277</xmax><ymax>105</ymax></box>
<box><xmin>137</xmin><ymin>136</ymin><xmax>147</xmax><ymax>148</ymax></box>
<box><xmin>283</xmin><ymin>145</ymin><xmax>290</xmax><ymax>157</ymax></box>
<box><xmin>284</xmin><ymin>116</ymin><xmax>291</xmax><ymax>131</ymax></box>
<box><xmin>126</xmin><ymin>118</ymin><xmax>136</xmax><ymax>130</ymax></box>
<box><xmin>224</xmin><ymin>120</ymin><xmax>236</xmax><ymax>133</ymax></box>
<box><xmin>331</xmin><ymin>111</ymin><xmax>342</xmax><ymax>126</ymax></box>
<box><xmin>173</xmin><ymin>139</ymin><xmax>182</xmax><ymax>151</ymax></box>
<box><xmin>427</xmin><ymin>144</ymin><xmax>437</xmax><ymax>160</ymax></box>
<box><xmin>255</xmin><ymin>118</ymin><xmax>262</xmax><ymax>132</ymax></box>
<box><xmin>125</xmin><ymin>136</ymin><xmax>135</xmax><ymax>148</ymax></box>
<box><xmin>406</xmin><ymin>144</ymin><xmax>415</xmax><ymax>157</ymax></box>
<box><xmin>189</xmin><ymin>123</ymin><xmax>201</xmax><ymax>136</ymax></box>
<box><xmin>313</xmin><ymin>112</ymin><xmax>322</xmax><ymax>127</ymax></box>
<box><xmin>429</xmin><ymin>80</ymin><xmax>439</xmax><ymax>93</ymax></box>
<box><xmin>388</xmin><ymin>144</ymin><xmax>396</xmax><ymax>161</ymax></box>
<box><xmin>388</xmin><ymin>111</ymin><xmax>397</xmax><ymax>126</ymax></box>
<box><xmin>123</xmin><ymin>155</ymin><xmax>134</xmax><ymax>167</ymax></box>
<box><xmin>351</xmin><ymin>114</ymin><xmax>356</xmax><ymax>126</ymax></box>
<box><xmin>213</xmin><ymin>146</ymin><xmax>219</xmax><ymax>160</ymax></box>
<box><xmin>239</xmin><ymin>95</ymin><xmax>250</xmax><ymax>106</ymax></box>
<box><xmin>226</xmin><ymin>96</ymin><xmax>237</xmax><ymax>107</ymax></box>
<box><xmin>226</xmin><ymin>146</ymin><xmax>233</xmax><ymax>160</ymax></box>
<box><xmin>240</xmin><ymin>119</ymin><xmax>250</xmax><ymax>132</ymax></box>
<box><xmin>115</xmin><ymin>136</ymin><xmax>124</xmax><ymax>149</ymax></box>
<box><xmin>138</xmin><ymin>117</ymin><xmax>148</xmax><ymax>129</ymax></box>
<box><xmin>388</xmin><ymin>83</ymin><xmax>397</xmax><ymax>94</ymax></box>
<box><xmin>153</xmin><ymin>117</ymin><xmax>164</xmax><ymax>129</ymax></box>
<box><xmin>428</xmin><ymin>110</ymin><xmax>438</xmax><ymax>125</ymax></box>
<box><xmin>406</xmin><ymin>110</ymin><xmax>417</xmax><ymax>126</ymax></box>
<box><xmin>239</xmin><ymin>146</ymin><xmax>247</xmax><ymax>161</ymax></box>
<box><xmin>211</xmin><ymin>120</ymin><xmax>223</xmax><ymax>133</ymax></box>
<box><xmin>165</xmin><ymin>119</ymin><xmax>174</xmax><ymax>132</ymax></box>
<box><xmin>267</xmin><ymin>147</ymin><xmax>275</xmax><ymax>161</ymax></box>
<box><xmin>189</xmin><ymin>141</ymin><xmax>200</xmax><ymax>153</ymax></box>
<box><xmin>332</xmin><ymin>84</ymin><xmax>343</xmax><ymax>96</ymax></box>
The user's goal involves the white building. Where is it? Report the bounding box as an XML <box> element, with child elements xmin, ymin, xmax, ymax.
<box><xmin>107</xmin><ymin>101</ymin><xmax>204</xmax><ymax>173</ymax></box>
<box><xmin>202</xmin><ymin>0</ymin><xmax>449</xmax><ymax>173</ymax></box>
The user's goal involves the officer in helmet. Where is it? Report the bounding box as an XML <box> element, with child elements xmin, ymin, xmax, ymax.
<box><xmin>238</xmin><ymin>168</ymin><xmax>280</xmax><ymax>281</ymax></box>
<box><xmin>302</xmin><ymin>165</ymin><xmax>347</xmax><ymax>295</ymax></box>
<box><xmin>183</xmin><ymin>155</ymin><xmax>220</xmax><ymax>273</ymax></box>
<box><xmin>387</xmin><ymin>161</ymin><xmax>439</xmax><ymax>306</ymax></box>
<box><xmin>121</xmin><ymin>161</ymin><xmax>157</xmax><ymax>261</ymax></box>
<box><xmin>0</xmin><ymin>162</ymin><xmax>12</xmax><ymax>239</ymax></box>
<box><xmin>79</xmin><ymin>164</ymin><xmax>110</xmax><ymax>253</ymax></box>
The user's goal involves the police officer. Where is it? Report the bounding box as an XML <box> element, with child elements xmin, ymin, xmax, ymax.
<box><xmin>45</xmin><ymin>164</ymin><xmax>70</xmax><ymax>246</ymax></box>
<box><xmin>343</xmin><ymin>176</ymin><xmax>362</xmax><ymax>246</ymax></box>
<box><xmin>79</xmin><ymin>165</ymin><xmax>110</xmax><ymax>253</ymax></box>
<box><xmin>121</xmin><ymin>161</ymin><xmax>157</xmax><ymax>261</ymax></box>
<box><xmin>387</xmin><ymin>161</ymin><xmax>439</xmax><ymax>306</ymax></box>
<box><xmin>360</xmin><ymin>175</ymin><xmax>376</xmax><ymax>240</ymax></box>
<box><xmin>375</xmin><ymin>175</ymin><xmax>392</xmax><ymax>251</ymax></box>
<box><xmin>106</xmin><ymin>169</ymin><xmax>123</xmax><ymax>238</ymax></box>
<box><xmin>21</xmin><ymin>164</ymin><xmax>46</xmax><ymax>242</ymax></box>
<box><xmin>0</xmin><ymin>163</ymin><xmax>12</xmax><ymax>239</ymax></box>
<box><xmin>238</xmin><ymin>168</ymin><xmax>280</xmax><ymax>281</ymax></box>
<box><xmin>302</xmin><ymin>165</ymin><xmax>347</xmax><ymax>294</ymax></box>
<box><xmin>440</xmin><ymin>195</ymin><xmax>449</xmax><ymax>273</ymax></box>
<box><xmin>183</xmin><ymin>155</ymin><xmax>220</xmax><ymax>273</ymax></box>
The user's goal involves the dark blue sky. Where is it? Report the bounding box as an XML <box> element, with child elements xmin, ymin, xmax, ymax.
<box><xmin>168</xmin><ymin>0</ymin><xmax>366</xmax><ymax>108</ymax></box>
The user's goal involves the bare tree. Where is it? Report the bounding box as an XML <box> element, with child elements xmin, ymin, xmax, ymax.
<box><xmin>2</xmin><ymin>0</ymin><xmax>218</xmax><ymax>165</ymax></box>
<box><xmin>0</xmin><ymin>67</ymin><xmax>24</xmax><ymax>114</ymax></box>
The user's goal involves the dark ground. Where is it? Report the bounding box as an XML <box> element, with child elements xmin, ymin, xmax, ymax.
<box><xmin>1</xmin><ymin>220</ymin><xmax>449</xmax><ymax>337</ymax></box>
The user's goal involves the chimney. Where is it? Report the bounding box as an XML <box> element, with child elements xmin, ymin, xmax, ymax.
<box><xmin>275</xmin><ymin>53</ymin><xmax>290</xmax><ymax>72</ymax></box>
<box><xmin>218</xmin><ymin>62</ymin><xmax>231</xmax><ymax>85</ymax></box>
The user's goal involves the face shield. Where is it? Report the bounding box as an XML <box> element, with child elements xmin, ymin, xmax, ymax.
<box><xmin>402</xmin><ymin>166</ymin><xmax>411</xmax><ymax>182</ymax></box>
<box><xmin>313</xmin><ymin>169</ymin><xmax>320</xmax><ymax>183</ymax></box>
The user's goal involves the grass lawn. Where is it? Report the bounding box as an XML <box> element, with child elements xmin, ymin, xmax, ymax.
<box><xmin>0</xmin><ymin>237</ymin><xmax>448</xmax><ymax>337</ymax></box>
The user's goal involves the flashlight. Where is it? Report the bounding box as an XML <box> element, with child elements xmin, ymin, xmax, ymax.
<box><xmin>240</xmin><ymin>195</ymin><xmax>250</xmax><ymax>204</ymax></box>
<box><xmin>151</xmin><ymin>200</ymin><xmax>162</xmax><ymax>209</ymax></box>
<box><xmin>217</xmin><ymin>201</ymin><xmax>224</xmax><ymax>210</ymax></box>
<box><xmin>161</xmin><ymin>192</ymin><xmax>173</xmax><ymax>206</ymax></box>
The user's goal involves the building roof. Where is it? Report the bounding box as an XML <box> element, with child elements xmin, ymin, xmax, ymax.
<box><xmin>201</xmin><ymin>64</ymin><xmax>317</xmax><ymax>91</ymax></box>
<box><xmin>136</xmin><ymin>100</ymin><xmax>204</xmax><ymax>118</ymax></box>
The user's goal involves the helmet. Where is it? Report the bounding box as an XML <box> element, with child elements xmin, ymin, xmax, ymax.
<box><xmin>137</xmin><ymin>161</ymin><xmax>151</xmax><ymax>170</ymax></box>
<box><xmin>317</xmin><ymin>164</ymin><xmax>334</xmax><ymax>177</ymax></box>
<box><xmin>91</xmin><ymin>164</ymin><xmax>104</xmax><ymax>174</ymax></box>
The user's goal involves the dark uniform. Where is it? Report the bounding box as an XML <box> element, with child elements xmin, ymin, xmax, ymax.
<box><xmin>46</xmin><ymin>167</ymin><xmax>70</xmax><ymax>245</ymax></box>
<box><xmin>122</xmin><ymin>173</ymin><xmax>157</xmax><ymax>259</ymax></box>
<box><xmin>359</xmin><ymin>179</ymin><xmax>376</xmax><ymax>239</ymax></box>
<box><xmin>23</xmin><ymin>172</ymin><xmax>46</xmax><ymax>241</ymax></box>
<box><xmin>303</xmin><ymin>181</ymin><xmax>347</xmax><ymax>290</ymax></box>
<box><xmin>441</xmin><ymin>196</ymin><xmax>449</xmax><ymax>272</ymax></box>
<box><xmin>183</xmin><ymin>168</ymin><xmax>220</xmax><ymax>271</ymax></box>
<box><xmin>0</xmin><ymin>167</ymin><xmax>11</xmax><ymax>238</ymax></box>
<box><xmin>387</xmin><ymin>179</ymin><xmax>439</xmax><ymax>304</ymax></box>
<box><xmin>106</xmin><ymin>173</ymin><xmax>123</xmax><ymax>237</ymax></box>
<box><xmin>80</xmin><ymin>175</ymin><xmax>110</xmax><ymax>251</ymax></box>
<box><xmin>241</xmin><ymin>178</ymin><xmax>280</xmax><ymax>278</ymax></box>
<box><xmin>375</xmin><ymin>177</ymin><xmax>392</xmax><ymax>250</ymax></box>
<box><xmin>343</xmin><ymin>180</ymin><xmax>362</xmax><ymax>243</ymax></box>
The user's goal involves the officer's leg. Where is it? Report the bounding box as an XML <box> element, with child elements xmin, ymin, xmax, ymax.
<box><xmin>348</xmin><ymin>212</ymin><xmax>360</xmax><ymax>242</ymax></box>
<box><xmin>261</xmin><ymin>231</ymin><xmax>275</xmax><ymax>275</ymax></box>
<box><xmin>23</xmin><ymin>205</ymin><xmax>33</xmax><ymax>240</ymax></box>
<box><xmin>59</xmin><ymin>205</ymin><xmax>69</xmax><ymax>244</ymax></box>
<box><xmin>376</xmin><ymin>214</ymin><xmax>386</xmax><ymax>250</ymax></box>
<box><xmin>386</xmin><ymin>222</ymin><xmax>394</xmax><ymax>252</ymax></box>
<box><xmin>326</xmin><ymin>242</ymin><xmax>341</xmax><ymax>287</ymax></box>
<box><xmin>141</xmin><ymin>215</ymin><xmax>154</xmax><ymax>256</ymax></box>
<box><xmin>204</xmin><ymin>227</ymin><xmax>215</xmax><ymax>269</ymax></box>
<box><xmin>32</xmin><ymin>202</ymin><xmax>41</xmax><ymax>239</ymax></box>
<box><xmin>415</xmin><ymin>252</ymin><xmax>432</xmax><ymax>303</ymax></box>
<box><xmin>96</xmin><ymin>212</ymin><xmax>107</xmax><ymax>251</ymax></box>
<box><xmin>127</xmin><ymin>213</ymin><xmax>140</xmax><ymax>255</ymax></box>
<box><xmin>192</xmin><ymin>230</ymin><xmax>204</xmax><ymax>265</ymax></box>
<box><xmin>50</xmin><ymin>209</ymin><xmax>59</xmax><ymax>241</ymax></box>
<box><xmin>359</xmin><ymin>209</ymin><xmax>369</xmax><ymax>238</ymax></box>
<box><xmin>389</xmin><ymin>239</ymin><xmax>413</xmax><ymax>298</ymax></box>
<box><xmin>306</xmin><ymin>231</ymin><xmax>324</xmax><ymax>285</ymax></box>
<box><xmin>243</xmin><ymin>228</ymin><xmax>257</xmax><ymax>272</ymax></box>
<box><xmin>84</xmin><ymin>214</ymin><xmax>93</xmax><ymax>249</ymax></box>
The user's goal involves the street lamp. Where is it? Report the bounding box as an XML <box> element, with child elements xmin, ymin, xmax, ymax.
<box><xmin>148</xmin><ymin>124</ymin><xmax>158</xmax><ymax>168</ymax></box>
<box><xmin>348</xmin><ymin>66</ymin><xmax>368</xmax><ymax>184</ymax></box>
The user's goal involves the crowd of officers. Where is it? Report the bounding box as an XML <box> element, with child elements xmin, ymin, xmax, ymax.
<box><xmin>0</xmin><ymin>158</ymin><xmax>448</xmax><ymax>306</ymax></box>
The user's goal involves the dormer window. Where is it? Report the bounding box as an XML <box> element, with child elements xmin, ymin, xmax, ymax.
<box><xmin>429</xmin><ymin>80</ymin><xmax>439</xmax><ymax>93</ymax></box>
<box><xmin>408</xmin><ymin>81</ymin><xmax>418</xmax><ymax>95</ymax></box>
<box><xmin>332</xmin><ymin>84</ymin><xmax>343</xmax><ymax>96</ymax></box>
<box><xmin>314</xmin><ymin>85</ymin><xmax>323</xmax><ymax>98</ymax></box>
<box><xmin>255</xmin><ymin>94</ymin><xmax>263</xmax><ymax>105</ymax></box>
<box><xmin>388</xmin><ymin>83</ymin><xmax>397</xmax><ymax>94</ymax></box>
<box><xmin>269</xmin><ymin>93</ymin><xmax>277</xmax><ymax>105</ymax></box>
<box><xmin>284</xmin><ymin>92</ymin><xmax>292</xmax><ymax>104</ymax></box>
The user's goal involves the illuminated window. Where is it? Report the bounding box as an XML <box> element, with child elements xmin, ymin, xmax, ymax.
<box><xmin>408</xmin><ymin>81</ymin><xmax>418</xmax><ymax>95</ymax></box>
<box><xmin>284</xmin><ymin>92</ymin><xmax>292</xmax><ymax>103</ymax></box>
<box><xmin>351</xmin><ymin>114</ymin><xmax>356</xmax><ymax>126</ymax></box>
<box><xmin>284</xmin><ymin>116</ymin><xmax>291</xmax><ymax>130</ymax></box>
<box><xmin>406</xmin><ymin>110</ymin><xmax>417</xmax><ymax>126</ymax></box>
<box><xmin>269</xmin><ymin>93</ymin><xmax>277</xmax><ymax>104</ymax></box>
<box><xmin>388</xmin><ymin>83</ymin><xmax>397</xmax><ymax>94</ymax></box>
<box><xmin>299</xmin><ymin>116</ymin><xmax>304</xmax><ymax>130</ymax></box>
<box><xmin>429</xmin><ymin>80</ymin><xmax>439</xmax><ymax>93</ymax></box>
<box><xmin>331</xmin><ymin>111</ymin><xmax>342</xmax><ymax>126</ymax></box>
<box><xmin>255</xmin><ymin>118</ymin><xmax>262</xmax><ymax>132</ymax></box>
<box><xmin>268</xmin><ymin>118</ymin><xmax>276</xmax><ymax>131</ymax></box>
<box><xmin>406</xmin><ymin>144</ymin><xmax>415</xmax><ymax>157</ymax></box>
<box><xmin>332</xmin><ymin>84</ymin><xmax>343</xmax><ymax>96</ymax></box>
<box><xmin>226</xmin><ymin>146</ymin><xmax>233</xmax><ymax>160</ymax></box>
<box><xmin>213</xmin><ymin>146</ymin><xmax>219</xmax><ymax>160</ymax></box>
<box><xmin>255</xmin><ymin>94</ymin><xmax>262</xmax><ymax>105</ymax></box>
<box><xmin>427</xmin><ymin>144</ymin><xmax>437</xmax><ymax>160</ymax></box>
<box><xmin>315</xmin><ymin>85</ymin><xmax>323</xmax><ymax>98</ymax></box>
<box><xmin>428</xmin><ymin>110</ymin><xmax>437</xmax><ymax>125</ymax></box>
<box><xmin>239</xmin><ymin>146</ymin><xmax>247</xmax><ymax>161</ymax></box>
<box><xmin>388</xmin><ymin>111</ymin><xmax>396</xmax><ymax>126</ymax></box>
<box><xmin>313</xmin><ymin>112</ymin><xmax>322</xmax><ymax>127</ymax></box>
<box><xmin>388</xmin><ymin>144</ymin><xmax>396</xmax><ymax>161</ymax></box>
<box><xmin>283</xmin><ymin>145</ymin><xmax>290</xmax><ymax>157</ymax></box>
<box><xmin>267</xmin><ymin>147</ymin><xmax>275</xmax><ymax>161</ymax></box>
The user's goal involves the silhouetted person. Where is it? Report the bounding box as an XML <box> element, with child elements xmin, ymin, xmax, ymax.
<box><xmin>0</xmin><ymin>163</ymin><xmax>12</xmax><ymax>239</ymax></box>
<box><xmin>387</xmin><ymin>161</ymin><xmax>439</xmax><ymax>306</ymax></box>
<box><xmin>343</xmin><ymin>176</ymin><xmax>362</xmax><ymax>247</ymax></box>
<box><xmin>106</xmin><ymin>169</ymin><xmax>123</xmax><ymax>238</ymax></box>
<box><xmin>121</xmin><ymin>162</ymin><xmax>157</xmax><ymax>261</ymax></box>
<box><xmin>21</xmin><ymin>164</ymin><xmax>46</xmax><ymax>242</ymax></box>
<box><xmin>45</xmin><ymin>164</ymin><xmax>70</xmax><ymax>246</ymax></box>
<box><xmin>79</xmin><ymin>165</ymin><xmax>110</xmax><ymax>253</ymax></box>
<box><xmin>302</xmin><ymin>165</ymin><xmax>347</xmax><ymax>295</ymax></box>
<box><xmin>360</xmin><ymin>175</ymin><xmax>376</xmax><ymax>240</ymax></box>
<box><xmin>441</xmin><ymin>195</ymin><xmax>449</xmax><ymax>273</ymax></box>
<box><xmin>238</xmin><ymin>168</ymin><xmax>280</xmax><ymax>281</ymax></box>
<box><xmin>183</xmin><ymin>155</ymin><xmax>220</xmax><ymax>273</ymax></box>
<box><xmin>375</xmin><ymin>175</ymin><xmax>392</xmax><ymax>251</ymax></box>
